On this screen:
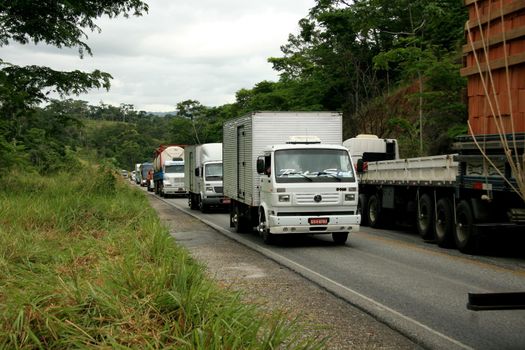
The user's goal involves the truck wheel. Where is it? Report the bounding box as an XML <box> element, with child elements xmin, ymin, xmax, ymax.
<box><xmin>455</xmin><ymin>200</ymin><xmax>478</xmax><ymax>254</ymax></box>
<box><xmin>417</xmin><ymin>193</ymin><xmax>434</xmax><ymax>241</ymax></box>
<box><xmin>435</xmin><ymin>197</ymin><xmax>454</xmax><ymax>248</ymax></box>
<box><xmin>261</xmin><ymin>229</ymin><xmax>275</xmax><ymax>244</ymax></box>
<box><xmin>189</xmin><ymin>194</ymin><xmax>198</xmax><ymax>210</ymax></box>
<box><xmin>258</xmin><ymin>210</ymin><xmax>275</xmax><ymax>244</ymax></box>
<box><xmin>199</xmin><ymin>196</ymin><xmax>208</xmax><ymax>213</ymax></box>
<box><xmin>358</xmin><ymin>194</ymin><xmax>369</xmax><ymax>226</ymax></box>
<box><xmin>367</xmin><ymin>195</ymin><xmax>381</xmax><ymax>228</ymax></box>
<box><xmin>233</xmin><ymin>204</ymin><xmax>250</xmax><ymax>233</ymax></box>
<box><xmin>332</xmin><ymin>232</ymin><xmax>348</xmax><ymax>245</ymax></box>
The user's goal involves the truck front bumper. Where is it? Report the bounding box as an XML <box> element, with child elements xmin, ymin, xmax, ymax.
<box><xmin>163</xmin><ymin>185</ymin><xmax>185</xmax><ymax>195</ymax></box>
<box><xmin>267</xmin><ymin>214</ymin><xmax>360</xmax><ymax>234</ymax></box>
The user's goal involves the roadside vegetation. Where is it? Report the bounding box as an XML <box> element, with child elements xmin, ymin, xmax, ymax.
<box><xmin>0</xmin><ymin>166</ymin><xmax>325</xmax><ymax>349</ymax></box>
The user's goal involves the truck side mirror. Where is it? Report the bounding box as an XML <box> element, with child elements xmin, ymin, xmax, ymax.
<box><xmin>256</xmin><ymin>157</ymin><xmax>265</xmax><ymax>174</ymax></box>
<box><xmin>194</xmin><ymin>168</ymin><xmax>199</xmax><ymax>177</ymax></box>
<box><xmin>356</xmin><ymin>159</ymin><xmax>364</xmax><ymax>173</ymax></box>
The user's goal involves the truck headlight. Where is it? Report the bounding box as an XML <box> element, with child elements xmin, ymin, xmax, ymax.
<box><xmin>345</xmin><ymin>193</ymin><xmax>355</xmax><ymax>201</ymax></box>
<box><xmin>205</xmin><ymin>186</ymin><xmax>214</xmax><ymax>192</ymax></box>
<box><xmin>278</xmin><ymin>194</ymin><xmax>290</xmax><ymax>202</ymax></box>
<box><xmin>163</xmin><ymin>180</ymin><xmax>171</xmax><ymax>185</ymax></box>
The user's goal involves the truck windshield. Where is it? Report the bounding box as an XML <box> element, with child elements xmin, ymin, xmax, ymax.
<box><xmin>205</xmin><ymin>163</ymin><xmax>223</xmax><ymax>181</ymax></box>
<box><xmin>274</xmin><ymin>149</ymin><xmax>355</xmax><ymax>183</ymax></box>
<box><xmin>141</xmin><ymin>164</ymin><xmax>153</xmax><ymax>178</ymax></box>
<box><xmin>165</xmin><ymin>165</ymin><xmax>184</xmax><ymax>173</ymax></box>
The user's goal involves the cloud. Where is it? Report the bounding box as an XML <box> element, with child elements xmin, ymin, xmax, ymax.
<box><xmin>1</xmin><ymin>0</ymin><xmax>315</xmax><ymax>112</ymax></box>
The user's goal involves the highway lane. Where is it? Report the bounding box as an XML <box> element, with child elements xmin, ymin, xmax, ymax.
<box><xmin>162</xmin><ymin>195</ymin><xmax>525</xmax><ymax>350</ymax></box>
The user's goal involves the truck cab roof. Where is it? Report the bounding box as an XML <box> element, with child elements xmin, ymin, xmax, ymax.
<box><xmin>264</xmin><ymin>143</ymin><xmax>349</xmax><ymax>153</ymax></box>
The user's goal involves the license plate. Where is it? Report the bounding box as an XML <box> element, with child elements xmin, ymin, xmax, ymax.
<box><xmin>309</xmin><ymin>218</ymin><xmax>329</xmax><ymax>225</ymax></box>
<box><xmin>222</xmin><ymin>198</ymin><xmax>231</xmax><ymax>204</ymax></box>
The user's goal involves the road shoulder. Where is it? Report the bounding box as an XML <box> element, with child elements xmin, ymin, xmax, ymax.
<box><xmin>148</xmin><ymin>194</ymin><xmax>421</xmax><ymax>349</ymax></box>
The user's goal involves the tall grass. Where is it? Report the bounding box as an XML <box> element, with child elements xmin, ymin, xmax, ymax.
<box><xmin>0</xmin><ymin>165</ymin><xmax>325</xmax><ymax>349</ymax></box>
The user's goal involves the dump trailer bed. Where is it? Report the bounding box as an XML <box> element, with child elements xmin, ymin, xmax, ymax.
<box><xmin>361</xmin><ymin>154</ymin><xmax>459</xmax><ymax>186</ymax></box>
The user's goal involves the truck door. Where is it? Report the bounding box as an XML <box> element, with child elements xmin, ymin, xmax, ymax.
<box><xmin>237</xmin><ymin>126</ymin><xmax>246</xmax><ymax>199</ymax></box>
<box><xmin>188</xmin><ymin>151</ymin><xmax>194</xmax><ymax>192</ymax></box>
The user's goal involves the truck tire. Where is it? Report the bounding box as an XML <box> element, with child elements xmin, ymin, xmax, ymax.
<box><xmin>258</xmin><ymin>210</ymin><xmax>275</xmax><ymax>244</ymax></box>
<box><xmin>233</xmin><ymin>203</ymin><xmax>250</xmax><ymax>233</ymax></box>
<box><xmin>455</xmin><ymin>200</ymin><xmax>478</xmax><ymax>254</ymax></box>
<box><xmin>367</xmin><ymin>195</ymin><xmax>382</xmax><ymax>228</ymax></box>
<box><xmin>189</xmin><ymin>194</ymin><xmax>199</xmax><ymax>210</ymax></box>
<box><xmin>435</xmin><ymin>197</ymin><xmax>454</xmax><ymax>248</ymax></box>
<box><xmin>417</xmin><ymin>193</ymin><xmax>434</xmax><ymax>241</ymax></box>
<box><xmin>358</xmin><ymin>194</ymin><xmax>369</xmax><ymax>226</ymax></box>
<box><xmin>199</xmin><ymin>196</ymin><xmax>208</xmax><ymax>213</ymax></box>
<box><xmin>332</xmin><ymin>232</ymin><xmax>348</xmax><ymax>245</ymax></box>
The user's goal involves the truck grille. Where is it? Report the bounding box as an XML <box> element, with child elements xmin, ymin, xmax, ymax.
<box><xmin>295</xmin><ymin>193</ymin><xmax>340</xmax><ymax>204</ymax></box>
<box><xmin>214</xmin><ymin>186</ymin><xmax>223</xmax><ymax>194</ymax></box>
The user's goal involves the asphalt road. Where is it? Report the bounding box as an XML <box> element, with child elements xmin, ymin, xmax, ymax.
<box><xmin>162</xmin><ymin>195</ymin><xmax>525</xmax><ymax>350</ymax></box>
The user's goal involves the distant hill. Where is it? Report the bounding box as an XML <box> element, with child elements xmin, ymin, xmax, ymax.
<box><xmin>146</xmin><ymin>111</ymin><xmax>178</xmax><ymax>117</ymax></box>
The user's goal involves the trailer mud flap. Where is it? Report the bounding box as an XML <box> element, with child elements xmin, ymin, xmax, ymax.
<box><xmin>467</xmin><ymin>292</ymin><xmax>525</xmax><ymax>311</ymax></box>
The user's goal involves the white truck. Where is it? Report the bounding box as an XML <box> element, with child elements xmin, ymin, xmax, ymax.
<box><xmin>185</xmin><ymin>143</ymin><xmax>228</xmax><ymax>212</ymax></box>
<box><xmin>153</xmin><ymin>145</ymin><xmax>185</xmax><ymax>197</ymax></box>
<box><xmin>345</xmin><ymin>134</ymin><xmax>525</xmax><ymax>254</ymax></box>
<box><xmin>223</xmin><ymin>111</ymin><xmax>361</xmax><ymax>244</ymax></box>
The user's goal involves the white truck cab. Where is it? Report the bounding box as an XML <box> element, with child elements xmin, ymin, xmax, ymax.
<box><xmin>255</xmin><ymin>137</ymin><xmax>360</xmax><ymax>242</ymax></box>
<box><xmin>199</xmin><ymin>160</ymin><xmax>225</xmax><ymax>205</ymax></box>
<box><xmin>160</xmin><ymin>160</ymin><xmax>185</xmax><ymax>196</ymax></box>
<box><xmin>185</xmin><ymin>143</ymin><xmax>227</xmax><ymax>212</ymax></box>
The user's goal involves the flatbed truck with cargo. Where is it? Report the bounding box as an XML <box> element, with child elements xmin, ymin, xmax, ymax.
<box><xmin>347</xmin><ymin>134</ymin><xmax>525</xmax><ymax>253</ymax></box>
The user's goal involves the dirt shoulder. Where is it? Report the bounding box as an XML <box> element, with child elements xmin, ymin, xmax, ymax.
<box><xmin>148</xmin><ymin>194</ymin><xmax>421</xmax><ymax>349</ymax></box>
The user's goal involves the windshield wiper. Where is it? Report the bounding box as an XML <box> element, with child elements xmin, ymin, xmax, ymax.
<box><xmin>316</xmin><ymin>171</ymin><xmax>342</xmax><ymax>181</ymax></box>
<box><xmin>279</xmin><ymin>172</ymin><xmax>313</xmax><ymax>181</ymax></box>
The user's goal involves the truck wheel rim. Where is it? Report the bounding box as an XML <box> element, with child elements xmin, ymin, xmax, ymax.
<box><xmin>369</xmin><ymin>202</ymin><xmax>376</xmax><ymax>222</ymax></box>
<box><xmin>419</xmin><ymin>209</ymin><xmax>430</xmax><ymax>231</ymax></box>
<box><xmin>435</xmin><ymin>211</ymin><xmax>445</xmax><ymax>239</ymax></box>
<box><xmin>456</xmin><ymin>218</ymin><xmax>468</xmax><ymax>244</ymax></box>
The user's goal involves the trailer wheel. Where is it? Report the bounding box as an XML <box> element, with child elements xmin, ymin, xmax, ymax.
<box><xmin>367</xmin><ymin>195</ymin><xmax>381</xmax><ymax>228</ymax></box>
<box><xmin>435</xmin><ymin>197</ymin><xmax>454</xmax><ymax>248</ymax></box>
<box><xmin>332</xmin><ymin>232</ymin><xmax>348</xmax><ymax>245</ymax></box>
<box><xmin>417</xmin><ymin>194</ymin><xmax>434</xmax><ymax>241</ymax></box>
<box><xmin>455</xmin><ymin>200</ymin><xmax>478</xmax><ymax>254</ymax></box>
<box><xmin>358</xmin><ymin>194</ymin><xmax>369</xmax><ymax>226</ymax></box>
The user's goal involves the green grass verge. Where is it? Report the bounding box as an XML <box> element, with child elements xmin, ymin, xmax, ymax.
<box><xmin>0</xmin><ymin>165</ymin><xmax>326</xmax><ymax>349</ymax></box>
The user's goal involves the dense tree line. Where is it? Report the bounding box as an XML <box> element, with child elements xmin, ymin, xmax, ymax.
<box><xmin>1</xmin><ymin>0</ymin><xmax>469</xmax><ymax>173</ymax></box>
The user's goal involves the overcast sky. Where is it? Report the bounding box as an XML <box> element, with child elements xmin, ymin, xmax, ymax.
<box><xmin>2</xmin><ymin>0</ymin><xmax>315</xmax><ymax>112</ymax></box>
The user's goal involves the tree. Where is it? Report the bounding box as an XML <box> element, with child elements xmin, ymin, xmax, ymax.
<box><xmin>174</xmin><ymin>100</ymin><xmax>211</xmax><ymax>144</ymax></box>
<box><xmin>0</xmin><ymin>0</ymin><xmax>148</xmax><ymax>172</ymax></box>
<box><xmin>268</xmin><ymin>0</ymin><xmax>467</xmax><ymax>154</ymax></box>
<box><xmin>0</xmin><ymin>0</ymin><xmax>148</xmax><ymax>105</ymax></box>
